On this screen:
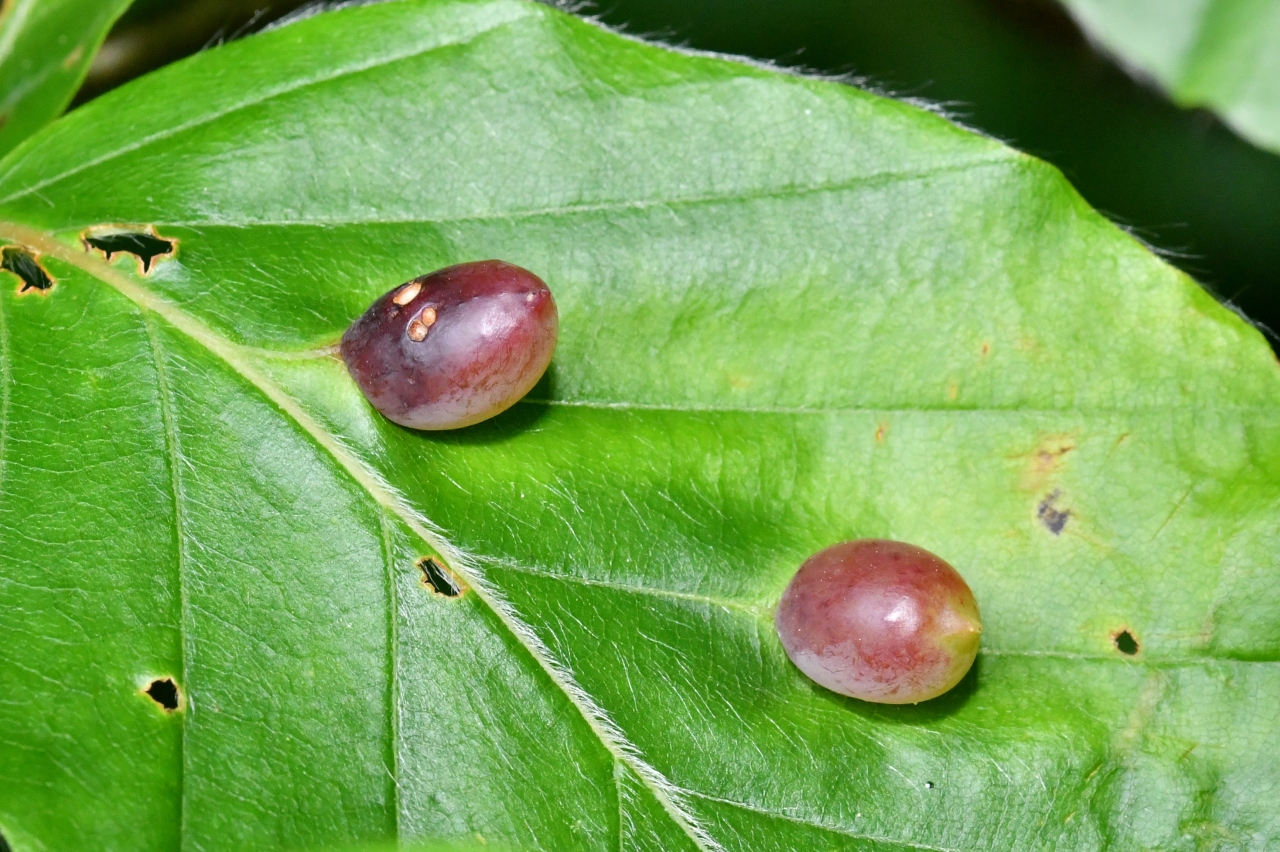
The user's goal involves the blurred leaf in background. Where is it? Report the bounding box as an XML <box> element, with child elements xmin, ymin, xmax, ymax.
<box><xmin>0</xmin><ymin>0</ymin><xmax>132</xmax><ymax>157</ymax></box>
<box><xmin>74</xmin><ymin>0</ymin><xmax>309</xmax><ymax>104</ymax></box>
<box><xmin>1061</xmin><ymin>0</ymin><xmax>1280</xmax><ymax>156</ymax></box>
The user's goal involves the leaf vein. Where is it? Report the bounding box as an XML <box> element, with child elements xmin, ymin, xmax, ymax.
<box><xmin>682</xmin><ymin>788</ymin><xmax>969</xmax><ymax>852</ymax></box>
<box><xmin>376</xmin><ymin>508</ymin><xmax>402</xmax><ymax>840</ymax></box>
<box><xmin>486</xmin><ymin>557</ymin><xmax>770</xmax><ymax>618</ymax></box>
<box><xmin>150</xmin><ymin>155</ymin><xmax>1012</xmax><ymax>230</ymax></box>
<box><xmin>141</xmin><ymin>313</ymin><xmax>191</xmax><ymax>852</ymax></box>
<box><xmin>0</xmin><ymin>279</ymin><xmax>9</xmax><ymax>502</ymax></box>
<box><xmin>488</xmin><ymin>558</ymin><xmax>1280</xmax><ymax>666</ymax></box>
<box><xmin>518</xmin><ymin>398</ymin><xmax>1279</xmax><ymax>416</ymax></box>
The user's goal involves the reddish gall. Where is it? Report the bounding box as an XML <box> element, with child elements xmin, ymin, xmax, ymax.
<box><xmin>775</xmin><ymin>539</ymin><xmax>981</xmax><ymax>704</ymax></box>
<box><xmin>341</xmin><ymin>260</ymin><xmax>558</xmax><ymax>430</ymax></box>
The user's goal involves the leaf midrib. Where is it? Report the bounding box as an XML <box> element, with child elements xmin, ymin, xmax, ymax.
<box><xmin>0</xmin><ymin>280</ymin><xmax>10</xmax><ymax>505</ymax></box>
<box><xmin>0</xmin><ymin>220</ymin><xmax>720</xmax><ymax>852</ymax></box>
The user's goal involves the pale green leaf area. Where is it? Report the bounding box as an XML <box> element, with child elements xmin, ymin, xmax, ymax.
<box><xmin>0</xmin><ymin>0</ymin><xmax>132</xmax><ymax>158</ymax></box>
<box><xmin>1061</xmin><ymin>0</ymin><xmax>1280</xmax><ymax>155</ymax></box>
<box><xmin>0</xmin><ymin>1</ymin><xmax>1278</xmax><ymax>850</ymax></box>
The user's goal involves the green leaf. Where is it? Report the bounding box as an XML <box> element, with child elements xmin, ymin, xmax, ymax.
<box><xmin>1060</xmin><ymin>0</ymin><xmax>1280</xmax><ymax>155</ymax></box>
<box><xmin>0</xmin><ymin>0</ymin><xmax>1277</xmax><ymax>849</ymax></box>
<box><xmin>0</xmin><ymin>0</ymin><xmax>133</xmax><ymax>158</ymax></box>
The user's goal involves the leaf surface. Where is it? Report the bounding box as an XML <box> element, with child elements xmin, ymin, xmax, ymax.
<box><xmin>0</xmin><ymin>0</ymin><xmax>132</xmax><ymax>157</ymax></box>
<box><xmin>1061</xmin><ymin>0</ymin><xmax>1280</xmax><ymax>154</ymax></box>
<box><xmin>0</xmin><ymin>1</ymin><xmax>1278</xmax><ymax>850</ymax></box>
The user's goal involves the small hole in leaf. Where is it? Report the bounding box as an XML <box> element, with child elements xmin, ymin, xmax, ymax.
<box><xmin>1114</xmin><ymin>630</ymin><xmax>1139</xmax><ymax>656</ymax></box>
<box><xmin>0</xmin><ymin>828</ymin><xmax>11</xmax><ymax>852</ymax></box>
<box><xmin>145</xmin><ymin>678</ymin><xmax>181</xmax><ymax>711</ymax></box>
<box><xmin>83</xmin><ymin>228</ymin><xmax>175</xmax><ymax>273</ymax></box>
<box><xmin>2</xmin><ymin>246</ymin><xmax>54</xmax><ymax>293</ymax></box>
<box><xmin>417</xmin><ymin>557</ymin><xmax>461</xmax><ymax>597</ymax></box>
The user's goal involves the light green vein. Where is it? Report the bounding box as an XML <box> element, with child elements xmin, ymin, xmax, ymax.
<box><xmin>376</xmin><ymin>507</ymin><xmax>402</xmax><ymax>839</ymax></box>
<box><xmin>684</xmin><ymin>788</ymin><xmax>967</xmax><ymax>852</ymax></box>
<box><xmin>153</xmin><ymin>155</ymin><xmax>1013</xmax><ymax>231</ymax></box>
<box><xmin>486</xmin><ymin>557</ymin><xmax>771</xmax><ymax>619</ymax></box>
<box><xmin>489</xmin><ymin>558</ymin><xmax>1280</xmax><ymax>666</ymax></box>
<box><xmin>0</xmin><ymin>280</ymin><xmax>10</xmax><ymax>500</ymax></box>
<box><xmin>141</xmin><ymin>312</ymin><xmax>191</xmax><ymax>852</ymax></box>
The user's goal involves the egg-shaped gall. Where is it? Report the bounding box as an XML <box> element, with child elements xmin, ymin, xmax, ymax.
<box><xmin>775</xmin><ymin>539</ymin><xmax>981</xmax><ymax>704</ymax></box>
<box><xmin>341</xmin><ymin>261</ymin><xmax>558</xmax><ymax>430</ymax></box>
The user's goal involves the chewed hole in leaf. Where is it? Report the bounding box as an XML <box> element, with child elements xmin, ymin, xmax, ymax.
<box><xmin>2</xmin><ymin>246</ymin><xmax>54</xmax><ymax>293</ymax></box>
<box><xmin>1113</xmin><ymin>629</ymin><xmax>1139</xmax><ymax>656</ymax></box>
<box><xmin>83</xmin><ymin>227</ymin><xmax>175</xmax><ymax>273</ymax></box>
<box><xmin>0</xmin><ymin>828</ymin><xmax>10</xmax><ymax>852</ymax></box>
<box><xmin>417</xmin><ymin>557</ymin><xmax>462</xmax><ymax>597</ymax></box>
<box><xmin>144</xmin><ymin>677</ymin><xmax>181</xmax><ymax>711</ymax></box>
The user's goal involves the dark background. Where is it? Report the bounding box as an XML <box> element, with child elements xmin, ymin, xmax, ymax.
<box><xmin>79</xmin><ymin>0</ymin><xmax>1280</xmax><ymax>348</ymax></box>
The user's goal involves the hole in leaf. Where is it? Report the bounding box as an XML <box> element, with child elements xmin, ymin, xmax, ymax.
<box><xmin>0</xmin><ymin>828</ymin><xmax>10</xmax><ymax>852</ymax></box>
<box><xmin>417</xmin><ymin>557</ymin><xmax>461</xmax><ymax>597</ymax></box>
<box><xmin>1037</xmin><ymin>489</ymin><xmax>1071</xmax><ymax>535</ymax></box>
<box><xmin>1114</xmin><ymin>630</ymin><xmax>1139</xmax><ymax>656</ymax></box>
<box><xmin>145</xmin><ymin>677</ymin><xmax>181</xmax><ymax>711</ymax></box>
<box><xmin>83</xmin><ymin>228</ymin><xmax>175</xmax><ymax>273</ymax></box>
<box><xmin>2</xmin><ymin>246</ymin><xmax>54</xmax><ymax>293</ymax></box>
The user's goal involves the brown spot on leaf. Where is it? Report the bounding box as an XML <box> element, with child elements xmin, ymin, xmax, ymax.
<box><xmin>62</xmin><ymin>44</ymin><xmax>85</xmax><ymax>70</ymax></box>
<box><xmin>1037</xmin><ymin>490</ymin><xmax>1071</xmax><ymax>534</ymax></box>
<box><xmin>1034</xmin><ymin>438</ymin><xmax>1075</xmax><ymax>471</ymax></box>
<box><xmin>1016</xmin><ymin>434</ymin><xmax>1076</xmax><ymax>491</ymax></box>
